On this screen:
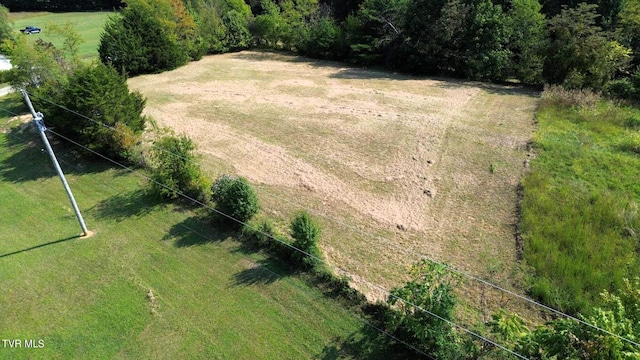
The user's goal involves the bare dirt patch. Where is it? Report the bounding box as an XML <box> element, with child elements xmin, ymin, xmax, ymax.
<box><xmin>129</xmin><ymin>51</ymin><xmax>538</xmax><ymax>307</ymax></box>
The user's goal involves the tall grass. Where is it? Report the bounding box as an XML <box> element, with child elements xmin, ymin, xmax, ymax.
<box><xmin>522</xmin><ymin>90</ymin><xmax>640</xmax><ymax>314</ymax></box>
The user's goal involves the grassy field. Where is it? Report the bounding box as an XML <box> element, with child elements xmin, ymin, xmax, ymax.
<box><xmin>0</xmin><ymin>94</ymin><xmax>369</xmax><ymax>359</ymax></box>
<box><xmin>9</xmin><ymin>12</ymin><xmax>112</xmax><ymax>60</ymax></box>
<box><xmin>522</xmin><ymin>93</ymin><xmax>640</xmax><ymax>314</ymax></box>
<box><xmin>128</xmin><ymin>51</ymin><xmax>540</xmax><ymax>322</ymax></box>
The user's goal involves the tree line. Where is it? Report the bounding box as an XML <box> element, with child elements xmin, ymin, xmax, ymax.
<box><xmin>2</xmin><ymin>1</ymin><xmax>640</xmax><ymax>357</ymax></box>
<box><xmin>3</xmin><ymin>0</ymin><xmax>639</xmax><ymax>93</ymax></box>
<box><xmin>88</xmin><ymin>0</ymin><xmax>640</xmax><ymax>95</ymax></box>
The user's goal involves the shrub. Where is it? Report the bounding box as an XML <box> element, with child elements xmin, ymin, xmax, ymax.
<box><xmin>605</xmin><ymin>70</ymin><xmax>640</xmax><ymax>102</ymax></box>
<box><xmin>605</xmin><ymin>78</ymin><xmax>636</xmax><ymax>99</ymax></box>
<box><xmin>35</xmin><ymin>63</ymin><xmax>147</xmax><ymax>163</ymax></box>
<box><xmin>387</xmin><ymin>260</ymin><xmax>468</xmax><ymax>359</ymax></box>
<box><xmin>211</xmin><ymin>175</ymin><xmax>260</xmax><ymax>226</ymax></box>
<box><xmin>290</xmin><ymin>211</ymin><xmax>322</xmax><ymax>270</ymax></box>
<box><xmin>149</xmin><ymin>134</ymin><xmax>209</xmax><ymax>202</ymax></box>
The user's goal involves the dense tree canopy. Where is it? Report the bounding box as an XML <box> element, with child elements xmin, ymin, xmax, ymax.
<box><xmin>39</xmin><ymin>63</ymin><xmax>148</xmax><ymax>162</ymax></box>
<box><xmin>544</xmin><ymin>3</ymin><xmax>631</xmax><ymax>89</ymax></box>
<box><xmin>91</xmin><ymin>0</ymin><xmax>639</xmax><ymax>88</ymax></box>
<box><xmin>151</xmin><ymin>0</ymin><xmax>253</xmax><ymax>54</ymax></box>
<box><xmin>540</xmin><ymin>0</ymin><xmax>623</xmax><ymax>27</ymax></box>
<box><xmin>618</xmin><ymin>0</ymin><xmax>640</xmax><ymax>67</ymax></box>
<box><xmin>98</xmin><ymin>0</ymin><xmax>193</xmax><ymax>76</ymax></box>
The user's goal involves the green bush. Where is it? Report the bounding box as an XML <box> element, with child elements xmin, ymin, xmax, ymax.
<box><xmin>222</xmin><ymin>10</ymin><xmax>251</xmax><ymax>51</ymax></box>
<box><xmin>387</xmin><ymin>260</ymin><xmax>468</xmax><ymax>359</ymax></box>
<box><xmin>605</xmin><ymin>78</ymin><xmax>636</xmax><ymax>99</ymax></box>
<box><xmin>149</xmin><ymin>134</ymin><xmax>210</xmax><ymax>202</ymax></box>
<box><xmin>36</xmin><ymin>63</ymin><xmax>147</xmax><ymax>163</ymax></box>
<box><xmin>302</xmin><ymin>16</ymin><xmax>341</xmax><ymax>59</ymax></box>
<box><xmin>290</xmin><ymin>211</ymin><xmax>322</xmax><ymax>270</ymax></box>
<box><xmin>605</xmin><ymin>70</ymin><xmax>640</xmax><ymax>101</ymax></box>
<box><xmin>211</xmin><ymin>175</ymin><xmax>260</xmax><ymax>226</ymax></box>
<box><xmin>99</xmin><ymin>0</ymin><xmax>190</xmax><ymax>76</ymax></box>
<box><xmin>491</xmin><ymin>279</ymin><xmax>640</xmax><ymax>359</ymax></box>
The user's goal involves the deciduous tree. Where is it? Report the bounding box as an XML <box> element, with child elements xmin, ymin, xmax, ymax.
<box><xmin>387</xmin><ymin>260</ymin><xmax>466</xmax><ymax>359</ymax></box>
<box><xmin>150</xmin><ymin>134</ymin><xmax>209</xmax><ymax>201</ymax></box>
<box><xmin>544</xmin><ymin>3</ymin><xmax>631</xmax><ymax>89</ymax></box>
<box><xmin>290</xmin><ymin>211</ymin><xmax>322</xmax><ymax>269</ymax></box>
<box><xmin>507</xmin><ymin>0</ymin><xmax>547</xmax><ymax>84</ymax></box>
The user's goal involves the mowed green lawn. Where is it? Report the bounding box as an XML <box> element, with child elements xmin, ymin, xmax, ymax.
<box><xmin>0</xmin><ymin>96</ymin><xmax>362</xmax><ymax>359</ymax></box>
<box><xmin>9</xmin><ymin>12</ymin><xmax>113</xmax><ymax>59</ymax></box>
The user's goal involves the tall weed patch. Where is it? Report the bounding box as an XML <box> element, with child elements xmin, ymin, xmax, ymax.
<box><xmin>522</xmin><ymin>94</ymin><xmax>640</xmax><ymax>314</ymax></box>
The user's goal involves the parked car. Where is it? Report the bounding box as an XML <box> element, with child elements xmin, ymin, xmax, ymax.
<box><xmin>20</xmin><ymin>26</ymin><xmax>41</xmax><ymax>34</ymax></box>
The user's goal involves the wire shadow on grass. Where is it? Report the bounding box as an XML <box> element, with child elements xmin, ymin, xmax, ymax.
<box><xmin>89</xmin><ymin>188</ymin><xmax>166</xmax><ymax>222</ymax></box>
<box><xmin>164</xmin><ymin>215</ymin><xmax>233</xmax><ymax>247</ymax></box>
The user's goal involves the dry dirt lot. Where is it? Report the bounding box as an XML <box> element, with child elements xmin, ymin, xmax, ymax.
<box><xmin>129</xmin><ymin>51</ymin><xmax>538</xmax><ymax>306</ymax></box>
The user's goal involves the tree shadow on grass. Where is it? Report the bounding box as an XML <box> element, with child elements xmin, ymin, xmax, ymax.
<box><xmin>315</xmin><ymin>304</ymin><xmax>430</xmax><ymax>360</ymax></box>
<box><xmin>1</xmin><ymin>125</ymin><xmax>113</xmax><ymax>183</ymax></box>
<box><xmin>230</xmin><ymin>50</ymin><xmax>415</xmax><ymax>81</ymax></box>
<box><xmin>229</xmin><ymin>50</ymin><xmax>544</xmax><ymax>94</ymax></box>
<box><xmin>315</xmin><ymin>328</ymin><xmax>425</xmax><ymax>360</ymax></box>
<box><xmin>231</xmin><ymin>258</ymin><xmax>284</xmax><ymax>286</ymax></box>
<box><xmin>164</xmin><ymin>214</ymin><xmax>234</xmax><ymax>247</ymax></box>
<box><xmin>89</xmin><ymin>188</ymin><xmax>166</xmax><ymax>222</ymax></box>
<box><xmin>433</xmin><ymin>77</ymin><xmax>541</xmax><ymax>97</ymax></box>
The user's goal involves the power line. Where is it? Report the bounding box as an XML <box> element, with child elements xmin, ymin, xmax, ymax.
<box><xmin>49</xmin><ymin>151</ymin><xmax>438</xmax><ymax>360</ymax></box>
<box><xmin>27</xmin><ymin>92</ymin><xmax>201</xmax><ymax>167</ymax></box>
<box><xmin>0</xmin><ymin>105</ymin><xmax>21</xmax><ymax>117</ymax></box>
<box><xmin>44</xmin><ymin>128</ymin><xmax>528</xmax><ymax>360</ymax></box>
<box><xmin>22</xmin><ymin>93</ymin><xmax>640</xmax><ymax>350</ymax></box>
<box><xmin>0</xmin><ymin>123</ymin><xmax>438</xmax><ymax>360</ymax></box>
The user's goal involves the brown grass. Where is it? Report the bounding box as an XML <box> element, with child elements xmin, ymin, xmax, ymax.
<box><xmin>128</xmin><ymin>51</ymin><xmax>540</xmax><ymax>319</ymax></box>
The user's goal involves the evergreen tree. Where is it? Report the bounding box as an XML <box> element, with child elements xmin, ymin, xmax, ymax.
<box><xmin>98</xmin><ymin>0</ymin><xmax>190</xmax><ymax>76</ymax></box>
<box><xmin>41</xmin><ymin>63</ymin><xmax>147</xmax><ymax>162</ymax></box>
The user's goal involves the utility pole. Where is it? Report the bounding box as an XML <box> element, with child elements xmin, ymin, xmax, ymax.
<box><xmin>20</xmin><ymin>90</ymin><xmax>89</xmax><ymax>237</ymax></box>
